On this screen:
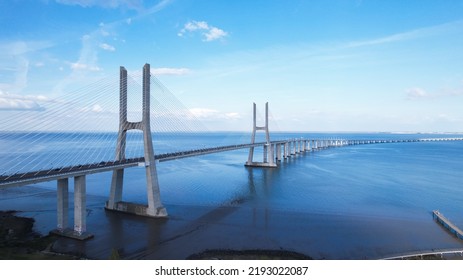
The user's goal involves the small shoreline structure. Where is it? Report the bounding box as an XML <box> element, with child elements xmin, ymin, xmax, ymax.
<box><xmin>432</xmin><ymin>210</ymin><xmax>463</xmax><ymax>240</ymax></box>
<box><xmin>382</xmin><ymin>211</ymin><xmax>463</xmax><ymax>260</ymax></box>
<box><xmin>382</xmin><ymin>248</ymin><xmax>463</xmax><ymax>260</ymax></box>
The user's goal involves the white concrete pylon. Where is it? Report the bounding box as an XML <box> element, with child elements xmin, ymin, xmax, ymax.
<box><xmin>106</xmin><ymin>64</ymin><xmax>167</xmax><ymax>218</ymax></box>
<box><xmin>245</xmin><ymin>102</ymin><xmax>277</xmax><ymax>168</ymax></box>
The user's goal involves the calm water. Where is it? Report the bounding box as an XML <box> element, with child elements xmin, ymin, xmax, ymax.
<box><xmin>4</xmin><ymin>132</ymin><xmax>462</xmax><ymax>219</ymax></box>
<box><xmin>2</xmin><ymin>132</ymin><xmax>463</xmax><ymax>258</ymax></box>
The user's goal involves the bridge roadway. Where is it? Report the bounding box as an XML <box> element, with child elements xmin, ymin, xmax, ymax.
<box><xmin>1</xmin><ymin>137</ymin><xmax>462</xmax><ymax>188</ymax></box>
<box><xmin>0</xmin><ymin>141</ymin><xmax>274</xmax><ymax>188</ymax></box>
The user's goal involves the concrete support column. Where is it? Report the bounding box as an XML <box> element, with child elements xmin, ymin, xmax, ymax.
<box><xmin>51</xmin><ymin>177</ymin><xmax>93</xmax><ymax>240</ymax></box>
<box><xmin>268</xmin><ymin>144</ymin><xmax>275</xmax><ymax>166</ymax></box>
<box><xmin>297</xmin><ymin>140</ymin><xmax>301</xmax><ymax>153</ymax></box>
<box><xmin>284</xmin><ymin>142</ymin><xmax>289</xmax><ymax>158</ymax></box>
<box><xmin>108</xmin><ymin>66</ymin><xmax>127</xmax><ymax>210</ymax></box>
<box><xmin>291</xmin><ymin>141</ymin><xmax>296</xmax><ymax>155</ymax></box>
<box><xmin>142</xmin><ymin>64</ymin><xmax>167</xmax><ymax>217</ymax></box>
<box><xmin>301</xmin><ymin>140</ymin><xmax>306</xmax><ymax>152</ymax></box>
<box><xmin>57</xmin><ymin>178</ymin><xmax>69</xmax><ymax>231</ymax></box>
<box><xmin>108</xmin><ymin>169</ymin><xmax>123</xmax><ymax>209</ymax></box>
<box><xmin>276</xmin><ymin>144</ymin><xmax>281</xmax><ymax>161</ymax></box>
<box><xmin>74</xmin><ymin>175</ymin><xmax>86</xmax><ymax>235</ymax></box>
<box><xmin>263</xmin><ymin>144</ymin><xmax>268</xmax><ymax>163</ymax></box>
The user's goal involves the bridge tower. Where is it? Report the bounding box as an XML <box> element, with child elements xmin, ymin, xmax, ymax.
<box><xmin>105</xmin><ymin>64</ymin><xmax>167</xmax><ymax>218</ymax></box>
<box><xmin>245</xmin><ymin>102</ymin><xmax>277</xmax><ymax>168</ymax></box>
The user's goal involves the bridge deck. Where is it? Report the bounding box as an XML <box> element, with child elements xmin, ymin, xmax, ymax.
<box><xmin>1</xmin><ymin>137</ymin><xmax>463</xmax><ymax>188</ymax></box>
<box><xmin>0</xmin><ymin>141</ymin><xmax>273</xmax><ymax>188</ymax></box>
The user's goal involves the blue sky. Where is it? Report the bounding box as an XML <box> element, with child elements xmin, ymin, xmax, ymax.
<box><xmin>1</xmin><ymin>0</ymin><xmax>463</xmax><ymax>132</ymax></box>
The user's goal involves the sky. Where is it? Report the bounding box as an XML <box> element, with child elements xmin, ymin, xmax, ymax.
<box><xmin>1</xmin><ymin>0</ymin><xmax>463</xmax><ymax>132</ymax></box>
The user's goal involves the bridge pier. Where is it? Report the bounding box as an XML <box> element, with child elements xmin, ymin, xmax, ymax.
<box><xmin>284</xmin><ymin>142</ymin><xmax>289</xmax><ymax>159</ymax></box>
<box><xmin>51</xmin><ymin>176</ymin><xmax>93</xmax><ymax>240</ymax></box>
<box><xmin>56</xmin><ymin>178</ymin><xmax>68</xmax><ymax>231</ymax></box>
<box><xmin>263</xmin><ymin>144</ymin><xmax>268</xmax><ymax>163</ymax></box>
<box><xmin>276</xmin><ymin>144</ymin><xmax>282</xmax><ymax>161</ymax></box>
<box><xmin>74</xmin><ymin>175</ymin><xmax>87</xmax><ymax>235</ymax></box>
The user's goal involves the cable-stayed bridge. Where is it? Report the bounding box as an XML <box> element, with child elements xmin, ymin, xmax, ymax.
<box><xmin>1</xmin><ymin>64</ymin><xmax>462</xmax><ymax>240</ymax></box>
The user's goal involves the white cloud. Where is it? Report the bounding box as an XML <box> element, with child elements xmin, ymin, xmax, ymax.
<box><xmin>78</xmin><ymin>103</ymin><xmax>105</xmax><ymax>113</ymax></box>
<box><xmin>151</xmin><ymin>67</ymin><xmax>190</xmax><ymax>75</ymax></box>
<box><xmin>205</xmin><ymin>27</ymin><xmax>228</xmax><ymax>42</ymax></box>
<box><xmin>189</xmin><ymin>108</ymin><xmax>241</xmax><ymax>120</ymax></box>
<box><xmin>406</xmin><ymin>85</ymin><xmax>463</xmax><ymax>100</ymax></box>
<box><xmin>70</xmin><ymin>62</ymin><xmax>101</xmax><ymax>72</ymax></box>
<box><xmin>224</xmin><ymin>112</ymin><xmax>242</xmax><ymax>120</ymax></box>
<box><xmin>347</xmin><ymin>20</ymin><xmax>463</xmax><ymax>48</ymax></box>
<box><xmin>50</xmin><ymin>1</ymin><xmax>173</xmax><ymax>97</ymax></box>
<box><xmin>91</xmin><ymin>104</ymin><xmax>103</xmax><ymax>113</ymax></box>
<box><xmin>189</xmin><ymin>108</ymin><xmax>218</xmax><ymax>119</ymax></box>
<box><xmin>406</xmin><ymin>87</ymin><xmax>429</xmax><ymax>99</ymax></box>
<box><xmin>0</xmin><ymin>41</ymin><xmax>53</xmax><ymax>94</ymax></box>
<box><xmin>55</xmin><ymin>0</ymin><xmax>144</xmax><ymax>10</ymax></box>
<box><xmin>100</xmin><ymin>30</ymin><xmax>110</xmax><ymax>37</ymax></box>
<box><xmin>178</xmin><ymin>20</ymin><xmax>228</xmax><ymax>42</ymax></box>
<box><xmin>0</xmin><ymin>91</ymin><xmax>46</xmax><ymax>111</ymax></box>
<box><xmin>183</xmin><ymin>21</ymin><xmax>209</xmax><ymax>32</ymax></box>
<box><xmin>99</xmin><ymin>43</ymin><xmax>116</xmax><ymax>51</ymax></box>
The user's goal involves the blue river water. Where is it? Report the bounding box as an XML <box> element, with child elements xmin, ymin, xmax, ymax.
<box><xmin>105</xmin><ymin>133</ymin><xmax>463</xmax><ymax>218</ymax></box>
<box><xmin>1</xmin><ymin>131</ymin><xmax>463</xmax><ymax>258</ymax></box>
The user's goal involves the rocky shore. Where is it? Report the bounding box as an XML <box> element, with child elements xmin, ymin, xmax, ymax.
<box><xmin>0</xmin><ymin>210</ymin><xmax>77</xmax><ymax>259</ymax></box>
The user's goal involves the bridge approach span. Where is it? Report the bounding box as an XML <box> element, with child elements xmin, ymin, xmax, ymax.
<box><xmin>0</xmin><ymin>141</ymin><xmax>279</xmax><ymax>188</ymax></box>
<box><xmin>2</xmin><ymin>137</ymin><xmax>462</xmax><ymax>189</ymax></box>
